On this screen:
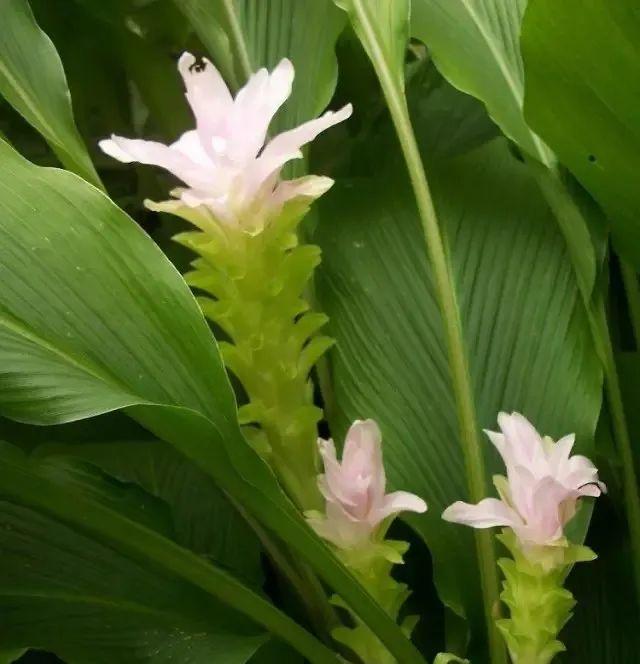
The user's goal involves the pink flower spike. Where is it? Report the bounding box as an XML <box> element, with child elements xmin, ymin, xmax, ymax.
<box><xmin>99</xmin><ymin>52</ymin><xmax>351</xmax><ymax>229</ymax></box>
<box><xmin>443</xmin><ymin>412</ymin><xmax>606</xmax><ymax>551</ymax></box>
<box><xmin>309</xmin><ymin>419</ymin><xmax>427</xmax><ymax>549</ymax></box>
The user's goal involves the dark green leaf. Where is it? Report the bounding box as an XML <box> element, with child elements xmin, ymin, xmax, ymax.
<box><xmin>0</xmin><ymin>444</ymin><xmax>266</xmax><ymax>663</ymax></box>
<box><xmin>410</xmin><ymin>0</ymin><xmax>550</xmax><ymax>164</ymax></box>
<box><xmin>36</xmin><ymin>437</ymin><xmax>263</xmax><ymax>586</ymax></box>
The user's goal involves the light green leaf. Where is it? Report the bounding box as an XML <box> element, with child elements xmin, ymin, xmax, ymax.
<box><xmin>0</xmin><ymin>444</ymin><xmax>269</xmax><ymax>662</ymax></box>
<box><xmin>410</xmin><ymin>0</ymin><xmax>550</xmax><ymax>165</ymax></box>
<box><xmin>316</xmin><ymin>138</ymin><xmax>601</xmax><ymax>658</ymax></box>
<box><xmin>0</xmin><ymin>0</ymin><xmax>101</xmax><ymax>187</ymax></box>
<box><xmin>521</xmin><ymin>0</ymin><xmax>640</xmax><ymax>267</ymax></box>
<box><xmin>433</xmin><ymin>654</ymin><xmax>469</xmax><ymax>664</ymax></box>
<box><xmin>0</xmin><ymin>139</ymin><xmax>422</xmax><ymax>664</ymax></box>
<box><xmin>520</xmin><ymin>0</ymin><xmax>640</xmax><ymax>603</ymax></box>
<box><xmin>409</xmin><ymin>0</ymin><xmax>598</xmax><ymax>301</ymax></box>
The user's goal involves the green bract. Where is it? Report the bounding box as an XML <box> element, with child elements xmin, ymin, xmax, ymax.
<box><xmin>496</xmin><ymin>530</ymin><xmax>596</xmax><ymax>664</ymax></box>
<box><xmin>149</xmin><ymin>193</ymin><xmax>332</xmax><ymax>511</ymax></box>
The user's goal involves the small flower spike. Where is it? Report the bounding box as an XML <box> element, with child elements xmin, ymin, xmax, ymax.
<box><xmin>307</xmin><ymin>419</ymin><xmax>427</xmax><ymax>663</ymax></box>
<box><xmin>308</xmin><ymin>419</ymin><xmax>427</xmax><ymax>549</ymax></box>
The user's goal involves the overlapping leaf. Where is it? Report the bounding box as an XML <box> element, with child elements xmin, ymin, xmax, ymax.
<box><xmin>0</xmin><ymin>444</ymin><xmax>264</xmax><ymax>662</ymax></box>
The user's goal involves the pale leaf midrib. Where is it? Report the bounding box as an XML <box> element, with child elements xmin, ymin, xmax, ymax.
<box><xmin>0</xmin><ymin>309</ymin><xmax>140</xmax><ymax>405</ymax></box>
<box><xmin>452</xmin><ymin>0</ymin><xmax>551</xmax><ymax>162</ymax></box>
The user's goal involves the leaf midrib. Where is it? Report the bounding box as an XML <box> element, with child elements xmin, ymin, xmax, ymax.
<box><xmin>449</xmin><ymin>0</ymin><xmax>552</xmax><ymax>163</ymax></box>
<box><xmin>0</xmin><ymin>308</ymin><xmax>140</xmax><ymax>405</ymax></box>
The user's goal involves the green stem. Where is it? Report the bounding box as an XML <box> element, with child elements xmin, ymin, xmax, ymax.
<box><xmin>346</xmin><ymin>3</ymin><xmax>505</xmax><ymax>662</ymax></box>
<box><xmin>620</xmin><ymin>260</ymin><xmax>640</xmax><ymax>347</ymax></box>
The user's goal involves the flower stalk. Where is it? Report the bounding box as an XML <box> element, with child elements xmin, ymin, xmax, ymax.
<box><xmin>100</xmin><ymin>53</ymin><xmax>352</xmax><ymax>510</ymax></box>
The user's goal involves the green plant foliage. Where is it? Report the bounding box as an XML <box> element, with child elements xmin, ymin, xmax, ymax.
<box><xmin>410</xmin><ymin>0</ymin><xmax>550</xmax><ymax>164</ymax></box>
<box><xmin>409</xmin><ymin>0</ymin><xmax>598</xmax><ymax>298</ymax></box>
<box><xmin>0</xmin><ymin>0</ymin><xmax>638</xmax><ymax>661</ymax></box>
<box><xmin>0</xmin><ymin>0</ymin><xmax>101</xmax><ymax>186</ymax></box>
<box><xmin>0</xmin><ymin>443</ymin><xmax>265</xmax><ymax>662</ymax></box>
<box><xmin>522</xmin><ymin>0</ymin><xmax>640</xmax><ymax>267</ymax></box>
<box><xmin>175</xmin><ymin>0</ymin><xmax>345</xmax><ymax>132</ymax></box>
<box><xmin>0</xmin><ymin>138</ymin><xmax>423</xmax><ymax>664</ymax></box>
<box><xmin>34</xmin><ymin>437</ymin><xmax>264</xmax><ymax>586</ymax></box>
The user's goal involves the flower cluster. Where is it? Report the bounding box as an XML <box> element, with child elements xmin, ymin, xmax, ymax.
<box><xmin>100</xmin><ymin>52</ymin><xmax>352</xmax><ymax>230</ymax></box>
<box><xmin>443</xmin><ymin>412</ymin><xmax>605</xmax><ymax>556</ymax></box>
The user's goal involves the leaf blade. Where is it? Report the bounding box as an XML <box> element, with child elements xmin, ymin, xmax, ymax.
<box><xmin>0</xmin><ymin>0</ymin><xmax>101</xmax><ymax>186</ymax></box>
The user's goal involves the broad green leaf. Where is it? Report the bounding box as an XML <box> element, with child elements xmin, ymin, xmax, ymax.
<box><xmin>521</xmin><ymin>0</ymin><xmax>640</xmax><ymax>267</ymax></box>
<box><xmin>0</xmin><ymin>140</ymin><xmax>423</xmax><ymax>664</ymax></box>
<box><xmin>1</xmin><ymin>412</ymin><xmax>261</xmax><ymax>583</ymax></box>
<box><xmin>0</xmin><ymin>0</ymin><xmax>101</xmax><ymax>187</ymax></box>
<box><xmin>35</xmin><ymin>436</ymin><xmax>264</xmax><ymax>586</ymax></box>
<box><xmin>521</xmin><ymin>0</ymin><xmax>640</xmax><ymax>604</ymax></box>
<box><xmin>316</xmin><ymin>138</ymin><xmax>601</xmax><ymax>658</ymax></box>
<box><xmin>175</xmin><ymin>0</ymin><xmax>345</xmax><ymax>130</ymax></box>
<box><xmin>0</xmin><ymin>444</ymin><xmax>272</xmax><ymax>662</ymax></box>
